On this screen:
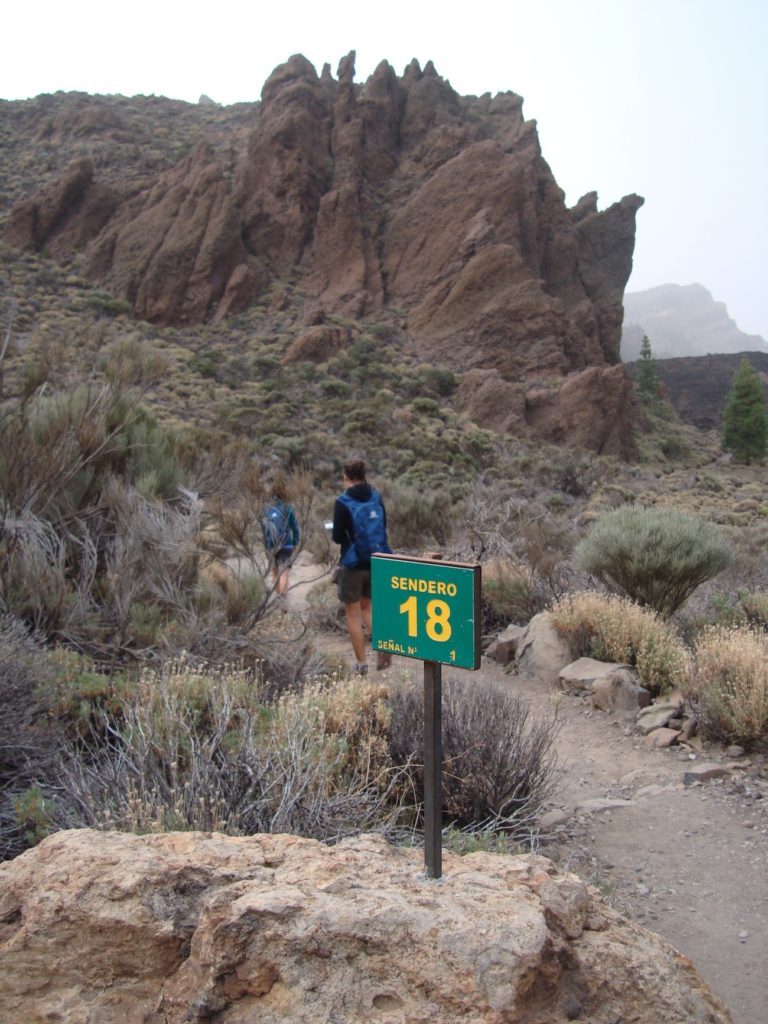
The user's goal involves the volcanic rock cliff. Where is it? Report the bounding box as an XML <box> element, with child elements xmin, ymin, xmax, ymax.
<box><xmin>3</xmin><ymin>54</ymin><xmax>644</xmax><ymax>455</ymax></box>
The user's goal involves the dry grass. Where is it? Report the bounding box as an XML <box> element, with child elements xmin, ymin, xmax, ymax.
<box><xmin>550</xmin><ymin>591</ymin><xmax>690</xmax><ymax>695</ymax></box>
<box><xmin>686</xmin><ymin>625</ymin><xmax>768</xmax><ymax>747</ymax></box>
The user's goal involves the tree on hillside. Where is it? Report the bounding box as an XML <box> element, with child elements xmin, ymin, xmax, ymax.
<box><xmin>722</xmin><ymin>358</ymin><xmax>768</xmax><ymax>463</ymax></box>
<box><xmin>635</xmin><ymin>334</ymin><xmax>660</xmax><ymax>403</ymax></box>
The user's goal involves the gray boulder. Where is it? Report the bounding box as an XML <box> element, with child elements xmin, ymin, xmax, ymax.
<box><xmin>485</xmin><ymin>623</ymin><xmax>526</xmax><ymax>665</ymax></box>
<box><xmin>515</xmin><ymin>612</ymin><xmax>573</xmax><ymax>685</ymax></box>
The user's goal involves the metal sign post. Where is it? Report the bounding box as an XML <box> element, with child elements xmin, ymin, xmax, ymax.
<box><xmin>371</xmin><ymin>554</ymin><xmax>481</xmax><ymax>879</ymax></box>
<box><xmin>423</xmin><ymin>659</ymin><xmax>442</xmax><ymax>879</ymax></box>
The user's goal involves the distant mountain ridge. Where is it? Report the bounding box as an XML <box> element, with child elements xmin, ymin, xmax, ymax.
<box><xmin>621</xmin><ymin>283</ymin><xmax>767</xmax><ymax>360</ymax></box>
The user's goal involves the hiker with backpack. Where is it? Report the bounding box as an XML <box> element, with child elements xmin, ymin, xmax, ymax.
<box><xmin>332</xmin><ymin>457</ymin><xmax>393</xmax><ymax>675</ymax></box>
<box><xmin>261</xmin><ymin>472</ymin><xmax>300</xmax><ymax>600</ymax></box>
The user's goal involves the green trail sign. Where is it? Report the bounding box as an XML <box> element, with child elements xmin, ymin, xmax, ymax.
<box><xmin>371</xmin><ymin>554</ymin><xmax>481</xmax><ymax>670</ymax></box>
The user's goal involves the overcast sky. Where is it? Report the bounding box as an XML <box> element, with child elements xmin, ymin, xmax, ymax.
<box><xmin>3</xmin><ymin>0</ymin><xmax>766</xmax><ymax>339</ymax></box>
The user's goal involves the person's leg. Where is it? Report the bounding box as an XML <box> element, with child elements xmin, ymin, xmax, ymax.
<box><xmin>276</xmin><ymin>566</ymin><xmax>289</xmax><ymax>594</ymax></box>
<box><xmin>344</xmin><ymin>600</ymin><xmax>367</xmax><ymax>665</ymax></box>
<box><xmin>339</xmin><ymin>568</ymin><xmax>370</xmax><ymax>672</ymax></box>
<box><xmin>360</xmin><ymin>596</ymin><xmax>372</xmax><ymax>636</ymax></box>
<box><xmin>272</xmin><ymin>550</ymin><xmax>290</xmax><ymax>599</ymax></box>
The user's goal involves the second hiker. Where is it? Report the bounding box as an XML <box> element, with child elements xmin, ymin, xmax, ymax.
<box><xmin>332</xmin><ymin>457</ymin><xmax>392</xmax><ymax>675</ymax></box>
<box><xmin>261</xmin><ymin>471</ymin><xmax>300</xmax><ymax>600</ymax></box>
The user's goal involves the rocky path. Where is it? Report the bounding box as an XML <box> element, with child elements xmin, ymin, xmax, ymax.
<box><xmin>285</xmin><ymin>558</ymin><xmax>768</xmax><ymax>1024</ymax></box>
<box><xmin>498</xmin><ymin>658</ymin><xmax>768</xmax><ymax>1024</ymax></box>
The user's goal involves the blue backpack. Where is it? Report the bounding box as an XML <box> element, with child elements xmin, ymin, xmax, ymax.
<box><xmin>261</xmin><ymin>501</ymin><xmax>290</xmax><ymax>552</ymax></box>
<box><xmin>338</xmin><ymin>490</ymin><xmax>392</xmax><ymax>568</ymax></box>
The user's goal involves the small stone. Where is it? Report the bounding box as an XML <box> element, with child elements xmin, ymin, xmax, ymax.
<box><xmin>683</xmin><ymin>763</ymin><xmax>731</xmax><ymax>786</ymax></box>
<box><xmin>562</xmin><ymin>992</ymin><xmax>583</xmax><ymax>1019</ymax></box>
<box><xmin>574</xmin><ymin>797</ymin><xmax>633</xmax><ymax>815</ymax></box>
<box><xmin>644</xmin><ymin>727</ymin><xmax>680</xmax><ymax>749</ymax></box>
<box><xmin>539</xmin><ymin>809</ymin><xmax>570</xmax><ymax>829</ymax></box>
<box><xmin>636</xmin><ymin>702</ymin><xmax>681</xmax><ymax>735</ymax></box>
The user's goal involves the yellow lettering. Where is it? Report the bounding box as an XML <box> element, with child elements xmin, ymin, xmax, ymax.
<box><xmin>391</xmin><ymin>576</ymin><xmax>400</xmax><ymax>589</ymax></box>
<box><xmin>428</xmin><ymin>580</ymin><xmax>436</xmax><ymax>593</ymax></box>
<box><xmin>436</xmin><ymin>581</ymin><xmax>446</xmax><ymax>595</ymax></box>
<box><xmin>447</xmin><ymin>583</ymin><xmax>457</xmax><ymax>597</ymax></box>
<box><xmin>408</xmin><ymin>579</ymin><xmax>418</xmax><ymax>591</ymax></box>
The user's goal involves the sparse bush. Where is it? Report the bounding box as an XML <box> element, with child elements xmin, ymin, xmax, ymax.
<box><xmin>574</xmin><ymin>506</ymin><xmax>732</xmax><ymax>617</ymax></box>
<box><xmin>482</xmin><ymin>559</ymin><xmax>548</xmax><ymax>631</ymax></box>
<box><xmin>382</xmin><ymin>482</ymin><xmax>458</xmax><ymax>551</ymax></box>
<box><xmin>387</xmin><ymin>678</ymin><xmax>560</xmax><ymax>841</ymax></box>
<box><xmin>550</xmin><ymin>591</ymin><xmax>689</xmax><ymax>695</ymax></box>
<box><xmin>305</xmin><ymin>579</ymin><xmax>345</xmax><ymax>633</ymax></box>
<box><xmin>40</xmin><ymin>665</ymin><xmax>409</xmax><ymax>845</ymax></box>
<box><xmin>739</xmin><ymin>590</ymin><xmax>768</xmax><ymax>629</ymax></box>
<box><xmin>686</xmin><ymin>625</ymin><xmax>768</xmax><ymax>747</ymax></box>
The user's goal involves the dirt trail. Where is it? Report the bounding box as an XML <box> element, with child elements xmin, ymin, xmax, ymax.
<box><xmin>285</xmin><ymin>557</ymin><xmax>768</xmax><ymax>1024</ymax></box>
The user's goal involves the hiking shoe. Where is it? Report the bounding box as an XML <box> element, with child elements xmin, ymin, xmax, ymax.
<box><xmin>354</xmin><ymin>662</ymin><xmax>368</xmax><ymax>676</ymax></box>
<box><xmin>376</xmin><ymin>651</ymin><xmax>392</xmax><ymax>671</ymax></box>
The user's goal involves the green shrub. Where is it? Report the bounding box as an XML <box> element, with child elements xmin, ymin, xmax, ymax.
<box><xmin>411</xmin><ymin>397</ymin><xmax>441</xmax><ymax>417</ymax></box>
<box><xmin>739</xmin><ymin>590</ymin><xmax>768</xmax><ymax>629</ymax></box>
<box><xmin>574</xmin><ymin>506</ymin><xmax>731</xmax><ymax>617</ymax></box>
<box><xmin>482</xmin><ymin>559</ymin><xmax>548</xmax><ymax>629</ymax></box>
<box><xmin>82</xmin><ymin>291</ymin><xmax>133</xmax><ymax>318</ymax></box>
<box><xmin>550</xmin><ymin>591</ymin><xmax>689</xmax><ymax>695</ymax></box>
<box><xmin>686</xmin><ymin>625</ymin><xmax>768</xmax><ymax>746</ymax></box>
<box><xmin>381</xmin><ymin>482</ymin><xmax>458</xmax><ymax>550</ymax></box>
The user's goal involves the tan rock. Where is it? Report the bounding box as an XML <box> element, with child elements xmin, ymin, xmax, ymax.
<box><xmin>644</xmin><ymin>727</ymin><xmax>681</xmax><ymax>749</ymax></box>
<box><xmin>636</xmin><ymin>701</ymin><xmax>681</xmax><ymax>735</ymax></box>
<box><xmin>0</xmin><ymin>830</ymin><xmax>732</xmax><ymax>1024</ymax></box>
<box><xmin>515</xmin><ymin>611</ymin><xmax>573</xmax><ymax>685</ymax></box>
<box><xmin>557</xmin><ymin>657</ymin><xmax>651</xmax><ymax>715</ymax></box>
<box><xmin>282</xmin><ymin>325</ymin><xmax>350</xmax><ymax>364</ymax></box>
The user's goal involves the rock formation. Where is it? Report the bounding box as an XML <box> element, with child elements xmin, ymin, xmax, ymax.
<box><xmin>621</xmin><ymin>284</ymin><xmax>767</xmax><ymax>360</ymax></box>
<box><xmin>2</xmin><ymin>55</ymin><xmax>645</xmax><ymax>455</ymax></box>
<box><xmin>0</xmin><ymin>829</ymin><xmax>731</xmax><ymax>1023</ymax></box>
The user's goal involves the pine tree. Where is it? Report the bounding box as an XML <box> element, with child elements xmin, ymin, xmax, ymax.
<box><xmin>635</xmin><ymin>334</ymin><xmax>659</xmax><ymax>403</ymax></box>
<box><xmin>722</xmin><ymin>358</ymin><xmax>768</xmax><ymax>463</ymax></box>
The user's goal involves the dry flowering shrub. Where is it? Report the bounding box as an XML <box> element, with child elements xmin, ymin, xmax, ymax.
<box><xmin>686</xmin><ymin>625</ymin><xmax>768</xmax><ymax>747</ymax></box>
<box><xmin>550</xmin><ymin>591</ymin><xmax>689</xmax><ymax>695</ymax></box>
<box><xmin>47</xmin><ymin>661</ymin><xmax>409</xmax><ymax>844</ymax></box>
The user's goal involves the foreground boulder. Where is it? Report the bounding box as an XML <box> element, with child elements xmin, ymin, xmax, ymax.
<box><xmin>0</xmin><ymin>829</ymin><xmax>731</xmax><ymax>1023</ymax></box>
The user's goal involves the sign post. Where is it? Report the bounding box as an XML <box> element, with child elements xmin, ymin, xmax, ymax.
<box><xmin>371</xmin><ymin>554</ymin><xmax>481</xmax><ymax>878</ymax></box>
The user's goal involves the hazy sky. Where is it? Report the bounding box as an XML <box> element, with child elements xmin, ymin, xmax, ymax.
<box><xmin>3</xmin><ymin>0</ymin><xmax>767</xmax><ymax>339</ymax></box>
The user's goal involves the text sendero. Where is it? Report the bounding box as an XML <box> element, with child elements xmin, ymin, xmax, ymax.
<box><xmin>391</xmin><ymin>576</ymin><xmax>457</xmax><ymax>597</ymax></box>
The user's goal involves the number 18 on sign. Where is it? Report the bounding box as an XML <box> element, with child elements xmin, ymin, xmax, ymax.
<box><xmin>371</xmin><ymin>554</ymin><xmax>481</xmax><ymax>670</ymax></box>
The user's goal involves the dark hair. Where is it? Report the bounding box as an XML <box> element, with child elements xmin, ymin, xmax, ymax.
<box><xmin>270</xmin><ymin>469</ymin><xmax>290</xmax><ymax>503</ymax></box>
<box><xmin>343</xmin><ymin>457</ymin><xmax>367</xmax><ymax>482</ymax></box>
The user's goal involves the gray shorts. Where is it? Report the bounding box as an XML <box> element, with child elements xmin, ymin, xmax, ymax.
<box><xmin>337</xmin><ymin>567</ymin><xmax>371</xmax><ymax>604</ymax></box>
<box><xmin>274</xmin><ymin>547</ymin><xmax>294</xmax><ymax>567</ymax></box>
